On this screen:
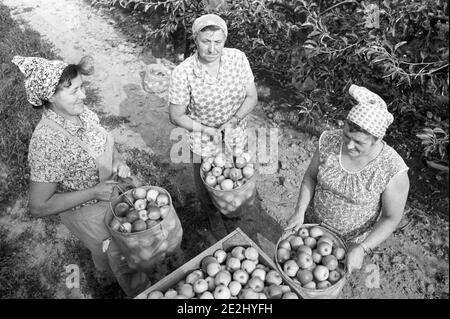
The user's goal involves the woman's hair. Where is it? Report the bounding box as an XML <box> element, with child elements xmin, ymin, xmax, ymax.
<box><xmin>199</xmin><ymin>24</ymin><xmax>223</xmax><ymax>33</ymax></box>
<box><xmin>346</xmin><ymin>119</ymin><xmax>378</xmax><ymax>140</ymax></box>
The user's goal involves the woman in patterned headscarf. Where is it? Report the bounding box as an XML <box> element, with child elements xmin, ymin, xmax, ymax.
<box><xmin>286</xmin><ymin>84</ymin><xmax>410</xmax><ymax>274</ymax></box>
<box><xmin>12</xmin><ymin>55</ymin><xmax>148</xmax><ymax>296</ymax></box>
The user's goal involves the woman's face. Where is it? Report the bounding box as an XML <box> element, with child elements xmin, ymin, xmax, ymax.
<box><xmin>195</xmin><ymin>29</ymin><xmax>226</xmax><ymax>64</ymax></box>
<box><xmin>342</xmin><ymin>122</ymin><xmax>378</xmax><ymax>158</ymax></box>
<box><xmin>50</xmin><ymin>74</ymin><xmax>86</xmax><ymax>117</ymax></box>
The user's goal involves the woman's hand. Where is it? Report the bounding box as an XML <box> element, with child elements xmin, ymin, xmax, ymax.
<box><xmin>112</xmin><ymin>160</ymin><xmax>131</xmax><ymax>179</ymax></box>
<box><xmin>93</xmin><ymin>180</ymin><xmax>118</xmax><ymax>201</ymax></box>
<box><xmin>346</xmin><ymin>244</ymin><xmax>365</xmax><ymax>274</ymax></box>
<box><xmin>285</xmin><ymin>212</ymin><xmax>304</xmax><ymax>232</ymax></box>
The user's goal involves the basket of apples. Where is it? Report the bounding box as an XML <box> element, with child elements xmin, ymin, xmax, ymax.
<box><xmin>105</xmin><ymin>186</ymin><xmax>183</xmax><ymax>272</ymax></box>
<box><xmin>200</xmin><ymin>152</ymin><xmax>256</xmax><ymax>217</ymax></box>
<box><xmin>275</xmin><ymin>224</ymin><xmax>347</xmax><ymax>299</ymax></box>
<box><xmin>134</xmin><ymin>228</ymin><xmax>300</xmax><ymax>299</ymax></box>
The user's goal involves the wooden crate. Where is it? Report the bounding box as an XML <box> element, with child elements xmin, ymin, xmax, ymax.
<box><xmin>134</xmin><ymin>227</ymin><xmax>299</xmax><ymax>299</ymax></box>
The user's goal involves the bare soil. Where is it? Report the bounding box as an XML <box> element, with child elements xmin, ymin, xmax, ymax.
<box><xmin>1</xmin><ymin>0</ymin><xmax>448</xmax><ymax>299</ymax></box>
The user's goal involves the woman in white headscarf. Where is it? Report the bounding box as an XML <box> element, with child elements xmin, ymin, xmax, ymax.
<box><xmin>286</xmin><ymin>84</ymin><xmax>410</xmax><ymax>273</ymax></box>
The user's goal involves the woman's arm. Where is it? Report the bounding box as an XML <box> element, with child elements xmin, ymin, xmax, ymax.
<box><xmin>285</xmin><ymin>146</ymin><xmax>320</xmax><ymax>230</ymax></box>
<box><xmin>29</xmin><ymin>180</ymin><xmax>118</xmax><ymax>218</ymax></box>
<box><xmin>112</xmin><ymin>145</ymin><xmax>131</xmax><ymax>178</ymax></box>
<box><xmin>346</xmin><ymin>170</ymin><xmax>410</xmax><ymax>273</ymax></box>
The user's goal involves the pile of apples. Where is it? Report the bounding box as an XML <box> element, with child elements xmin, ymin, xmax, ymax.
<box><xmin>109</xmin><ymin>187</ymin><xmax>171</xmax><ymax>233</ymax></box>
<box><xmin>201</xmin><ymin>152</ymin><xmax>255</xmax><ymax>191</ymax></box>
<box><xmin>276</xmin><ymin>226</ymin><xmax>346</xmax><ymax>290</ymax></box>
<box><xmin>147</xmin><ymin>246</ymin><xmax>299</xmax><ymax>299</ymax></box>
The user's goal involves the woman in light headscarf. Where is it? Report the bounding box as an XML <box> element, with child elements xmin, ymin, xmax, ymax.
<box><xmin>286</xmin><ymin>84</ymin><xmax>410</xmax><ymax>273</ymax></box>
<box><xmin>12</xmin><ymin>55</ymin><xmax>148</xmax><ymax>296</ymax></box>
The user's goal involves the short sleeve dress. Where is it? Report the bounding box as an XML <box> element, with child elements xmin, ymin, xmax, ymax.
<box><xmin>305</xmin><ymin>130</ymin><xmax>409</xmax><ymax>243</ymax></box>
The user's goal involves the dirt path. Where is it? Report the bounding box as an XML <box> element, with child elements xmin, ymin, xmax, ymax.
<box><xmin>2</xmin><ymin>0</ymin><xmax>448</xmax><ymax>299</ymax></box>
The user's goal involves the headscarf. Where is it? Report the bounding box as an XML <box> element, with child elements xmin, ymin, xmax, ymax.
<box><xmin>347</xmin><ymin>84</ymin><xmax>394</xmax><ymax>139</ymax></box>
<box><xmin>12</xmin><ymin>56</ymin><xmax>68</xmax><ymax>107</ymax></box>
<box><xmin>192</xmin><ymin>14</ymin><xmax>228</xmax><ymax>39</ymax></box>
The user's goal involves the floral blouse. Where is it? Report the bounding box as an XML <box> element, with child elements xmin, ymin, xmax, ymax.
<box><xmin>29</xmin><ymin>107</ymin><xmax>108</xmax><ymax>199</ymax></box>
<box><xmin>305</xmin><ymin>130</ymin><xmax>409</xmax><ymax>243</ymax></box>
<box><xmin>169</xmin><ymin>48</ymin><xmax>254</xmax><ymax>157</ymax></box>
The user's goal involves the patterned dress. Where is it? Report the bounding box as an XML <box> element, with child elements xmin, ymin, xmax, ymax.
<box><xmin>305</xmin><ymin>130</ymin><xmax>409</xmax><ymax>243</ymax></box>
<box><xmin>169</xmin><ymin>48</ymin><xmax>254</xmax><ymax>157</ymax></box>
<box><xmin>28</xmin><ymin>107</ymin><xmax>108</xmax><ymax>207</ymax></box>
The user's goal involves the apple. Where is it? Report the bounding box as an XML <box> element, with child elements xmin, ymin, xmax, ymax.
<box><xmin>317</xmin><ymin>236</ymin><xmax>334</xmax><ymax>247</ymax></box>
<box><xmin>178</xmin><ymin>283</ymin><xmax>195</xmax><ymax>298</ymax></box>
<box><xmin>232</xmin><ymin>269</ymin><xmax>249</xmax><ymax>285</ymax></box>
<box><xmin>185</xmin><ymin>270</ymin><xmax>203</xmax><ymax>285</ymax></box>
<box><xmin>322</xmin><ymin>255</ymin><xmax>339</xmax><ymax>271</ymax></box>
<box><xmin>126</xmin><ymin>210</ymin><xmax>139</xmax><ymax>223</ymax></box>
<box><xmin>265</xmin><ymin>270</ymin><xmax>283</xmax><ymax>286</ymax></box>
<box><xmin>216</xmin><ymin>175</ymin><xmax>225</xmax><ymax>184</ymax></box>
<box><xmin>231</xmin><ymin>246</ymin><xmax>246</xmax><ymax>261</ymax></box>
<box><xmin>317</xmin><ymin>281</ymin><xmax>332</xmax><ymax>289</ymax></box>
<box><xmin>205</xmin><ymin>175</ymin><xmax>217</xmax><ymax>187</ymax></box>
<box><xmin>297</xmin><ymin>245</ymin><xmax>313</xmax><ymax>256</ymax></box>
<box><xmin>214</xmin><ymin>185</ymin><xmax>222</xmax><ymax>191</ymax></box>
<box><xmin>156</xmin><ymin>193</ymin><xmax>170</xmax><ymax>206</ymax></box>
<box><xmin>305</xmin><ymin>262</ymin><xmax>317</xmax><ymax>272</ymax></box>
<box><xmin>114</xmin><ymin>202</ymin><xmax>130</xmax><ymax>217</ymax></box>
<box><xmin>147</xmin><ymin>205</ymin><xmax>161</xmax><ymax>220</ymax></box>
<box><xmin>240</xmin><ymin>289</ymin><xmax>260</xmax><ymax>299</ymax></box>
<box><xmin>133</xmin><ymin>187</ymin><xmax>147</xmax><ymax>200</ymax></box>
<box><xmin>205</xmin><ymin>276</ymin><xmax>216</xmax><ymax>291</ymax></box>
<box><xmin>211</xmin><ymin>166</ymin><xmax>222</xmax><ymax>177</ymax></box>
<box><xmin>214</xmin><ymin>271</ymin><xmax>232</xmax><ymax>287</ymax></box>
<box><xmin>283</xmin><ymin>260</ymin><xmax>299</xmax><ymax>278</ymax></box>
<box><xmin>193</xmin><ymin>279</ymin><xmax>208</xmax><ymax>294</ymax></box>
<box><xmin>267</xmin><ymin>285</ymin><xmax>283</xmax><ymax>299</ymax></box>
<box><xmin>333</xmin><ymin>247</ymin><xmax>346</xmax><ymax>260</ymax></box>
<box><xmin>137</xmin><ymin>209</ymin><xmax>148</xmax><ymax>222</ymax></box>
<box><xmin>159</xmin><ymin>205</ymin><xmax>170</xmax><ymax>219</ymax></box>
<box><xmin>164</xmin><ymin>289</ymin><xmax>177</xmax><ymax>298</ymax></box>
<box><xmin>201</xmin><ymin>256</ymin><xmax>218</xmax><ymax>272</ymax></box>
<box><xmin>277</xmin><ymin>248</ymin><xmax>291</xmax><ymax>263</ymax></box>
<box><xmin>278</xmin><ymin>240</ymin><xmax>291</xmax><ymax>250</ymax></box>
<box><xmin>304</xmin><ymin>236</ymin><xmax>317</xmax><ymax>249</ymax></box>
<box><xmin>146</xmin><ymin>189</ymin><xmax>159</xmax><ymax>202</ymax></box>
<box><xmin>303</xmin><ymin>281</ymin><xmax>317</xmax><ymax>289</ymax></box>
<box><xmin>328</xmin><ymin>270</ymin><xmax>341</xmax><ymax>284</ymax></box>
<box><xmin>201</xmin><ymin>161</ymin><xmax>212</xmax><ymax>173</ymax></box>
<box><xmin>220</xmin><ymin>179</ymin><xmax>234</xmax><ymax>191</ymax></box>
<box><xmin>134</xmin><ymin>198</ymin><xmax>147</xmax><ymax>211</ymax></box>
<box><xmin>317</xmin><ymin>242</ymin><xmax>333</xmax><ymax>257</ymax></box>
<box><xmin>242</xmin><ymin>166</ymin><xmax>254</xmax><ymax>179</ymax></box>
<box><xmin>296</xmin><ymin>269</ymin><xmax>314</xmax><ymax>285</ymax></box>
<box><xmin>259</xmin><ymin>293</ymin><xmax>267</xmax><ymax>299</ymax></box>
<box><xmin>248</xmin><ymin>277</ymin><xmax>264</xmax><ymax>292</ymax></box>
<box><xmin>131</xmin><ymin>219</ymin><xmax>147</xmax><ymax>233</ymax></box>
<box><xmin>313</xmin><ymin>265</ymin><xmax>330</xmax><ymax>282</ymax></box>
<box><xmin>214</xmin><ymin>285</ymin><xmax>231</xmax><ymax>299</ymax></box>
<box><xmin>235</xmin><ymin>156</ymin><xmax>247</xmax><ymax>169</ymax></box>
<box><xmin>244</xmin><ymin>247</ymin><xmax>259</xmax><ymax>261</ymax></box>
<box><xmin>296</xmin><ymin>252</ymin><xmax>314</xmax><ymax>269</ymax></box>
<box><xmin>251</xmin><ymin>268</ymin><xmax>267</xmax><ymax>282</ymax></box>
<box><xmin>206</xmin><ymin>262</ymin><xmax>221</xmax><ymax>277</ymax></box>
<box><xmin>298</xmin><ymin>228</ymin><xmax>309</xmax><ymax>238</ymax></box>
<box><xmin>312</xmin><ymin>249</ymin><xmax>322</xmax><ymax>264</ymax></box>
<box><xmin>147</xmin><ymin>290</ymin><xmax>163</xmax><ymax>299</ymax></box>
<box><xmin>289</xmin><ymin>236</ymin><xmax>304</xmax><ymax>250</ymax></box>
<box><xmin>109</xmin><ymin>218</ymin><xmax>122</xmax><ymax>232</ymax></box>
<box><xmin>121</xmin><ymin>222</ymin><xmax>132</xmax><ymax>233</ymax></box>
<box><xmin>228</xmin><ymin>281</ymin><xmax>242</xmax><ymax>296</ymax></box>
<box><xmin>214</xmin><ymin>249</ymin><xmax>227</xmax><ymax>264</ymax></box>
<box><xmin>226</xmin><ymin>257</ymin><xmax>241</xmax><ymax>272</ymax></box>
<box><xmin>241</xmin><ymin>259</ymin><xmax>257</xmax><ymax>275</ymax></box>
<box><xmin>146</xmin><ymin>219</ymin><xmax>158</xmax><ymax>229</ymax></box>
<box><xmin>200</xmin><ymin>291</ymin><xmax>214</xmax><ymax>299</ymax></box>
<box><xmin>309</xmin><ymin>226</ymin><xmax>324</xmax><ymax>238</ymax></box>
<box><xmin>214</xmin><ymin>154</ymin><xmax>227</xmax><ymax>167</ymax></box>
<box><xmin>282</xmin><ymin>292</ymin><xmax>299</xmax><ymax>299</ymax></box>
<box><xmin>229</xmin><ymin>168</ymin><xmax>243</xmax><ymax>182</ymax></box>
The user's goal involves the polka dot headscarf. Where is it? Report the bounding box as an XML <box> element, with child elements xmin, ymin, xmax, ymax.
<box><xmin>347</xmin><ymin>84</ymin><xmax>394</xmax><ymax>139</ymax></box>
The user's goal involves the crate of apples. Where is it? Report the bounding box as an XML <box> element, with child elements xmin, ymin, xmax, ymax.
<box><xmin>200</xmin><ymin>152</ymin><xmax>256</xmax><ymax>216</ymax></box>
<box><xmin>109</xmin><ymin>186</ymin><xmax>173</xmax><ymax>233</ymax></box>
<box><xmin>275</xmin><ymin>224</ymin><xmax>347</xmax><ymax>299</ymax></box>
<box><xmin>134</xmin><ymin>228</ymin><xmax>300</xmax><ymax>299</ymax></box>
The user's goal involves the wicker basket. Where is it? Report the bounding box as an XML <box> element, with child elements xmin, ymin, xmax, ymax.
<box><xmin>275</xmin><ymin>223</ymin><xmax>348</xmax><ymax>299</ymax></box>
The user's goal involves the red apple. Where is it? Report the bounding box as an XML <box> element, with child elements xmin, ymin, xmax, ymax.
<box><xmin>220</xmin><ymin>179</ymin><xmax>234</xmax><ymax>191</ymax></box>
<box><xmin>311</xmin><ymin>249</ymin><xmax>322</xmax><ymax>264</ymax></box>
<box><xmin>278</xmin><ymin>239</ymin><xmax>291</xmax><ymax>250</ymax></box>
<box><xmin>133</xmin><ymin>187</ymin><xmax>147</xmax><ymax>200</ymax></box>
<box><xmin>159</xmin><ymin>205</ymin><xmax>170</xmax><ymax>219</ymax></box>
<box><xmin>322</xmin><ymin>255</ymin><xmax>339</xmax><ymax>271</ymax></box>
<box><xmin>114</xmin><ymin>202</ymin><xmax>130</xmax><ymax>217</ymax></box>
<box><xmin>303</xmin><ymin>236</ymin><xmax>317</xmax><ymax>249</ymax></box>
<box><xmin>277</xmin><ymin>248</ymin><xmax>291</xmax><ymax>263</ymax></box>
<box><xmin>214</xmin><ymin>271</ymin><xmax>232</xmax><ymax>287</ymax></box>
<box><xmin>309</xmin><ymin>226</ymin><xmax>324</xmax><ymax>239</ymax></box>
<box><xmin>193</xmin><ymin>279</ymin><xmax>208</xmax><ymax>294</ymax></box>
<box><xmin>205</xmin><ymin>175</ymin><xmax>217</xmax><ymax>187</ymax></box>
<box><xmin>213</xmin><ymin>285</ymin><xmax>231</xmax><ymax>299</ymax></box>
<box><xmin>296</xmin><ymin>252</ymin><xmax>314</xmax><ymax>269</ymax></box>
<box><xmin>244</xmin><ymin>247</ymin><xmax>259</xmax><ymax>261</ymax></box>
<box><xmin>328</xmin><ymin>270</ymin><xmax>341</xmax><ymax>284</ymax></box>
<box><xmin>247</xmin><ymin>277</ymin><xmax>264</xmax><ymax>293</ymax></box>
<box><xmin>298</xmin><ymin>228</ymin><xmax>309</xmax><ymax>238</ymax></box>
<box><xmin>303</xmin><ymin>281</ymin><xmax>317</xmax><ymax>289</ymax></box>
<box><xmin>265</xmin><ymin>270</ymin><xmax>283</xmax><ymax>286</ymax></box>
<box><xmin>296</xmin><ymin>269</ymin><xmax>314</xmax><ymax>285</ymax></box>
<box><xmin>297</xmin><ymin>245</ymin><xmax>313</xmax><ymax>256</ymax></box>
<box><xmin>212</xmin><ymin>166</ymin><xmax>223</xmax><ymax>177</ymax></box>
<box><xmin>267</xmin><ymin>284</ymin><xmax>283</xmax><ymax>299</ymax></box>
<box><xmin>232</xmin><ymin>269</ymin><xmax>249</xmax><ymax>285</ymax></box>
<box><xmin>228</xmin><ymin>281</ymin><xmax>242</xmax><ymax>297</ymax></box>
<box><xmin>283</xmin><ymin>260</ymin><xmax>299</xmax><ymax>278</ymax></box>
<box><xmin>317</xmin><ymin>242</ymin><xmax>333</xmax><ymax>257</ymax></box>
<box><xmin>289</xmin><ymin>236</ymin><xmax>304</xmax><ymax>250</ymax></box>
<box><xmin>147</xmin><ymin>205</ymin><xmax>161</xmax><ymax>220</ymax></box>
<box><xmin>156</xmin><ymin>193</ymin><xmax>170</xmax><ymax>206</ymax></box>
<box><xmin>333</xmin><ymin>247</ymin><xmax>346</xmax><ymax>260</ymax></box>
<box><xmin>313</xmin><ymin>265</ymin><xmax>330</xmax><ymax>282</ymax></box>
<box><xmin>317</xmin><ymin>280</ymin><xmax>332</xmax><ymax>289</ymax></box>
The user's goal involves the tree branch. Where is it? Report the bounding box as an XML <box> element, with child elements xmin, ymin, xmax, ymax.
<box><xmin>319</xmin><ymin>0</ymin><xmax>356</xmax><ymax>16</ymax></box>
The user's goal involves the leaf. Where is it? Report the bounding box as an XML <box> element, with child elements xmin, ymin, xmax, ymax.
<box><xmin>433</xmin><ymin>128</ymin><xmax>446</xmax><ymax>135</ymax></box>
<box><xmin>394</xmin><ymin>41</ymin><xmax>407</xmax><ymax>52</ymax></box>
<box><xmin>307</xmin><ymin>30</ymin><xmax>321</xmax><ymax>38</ymax></box>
